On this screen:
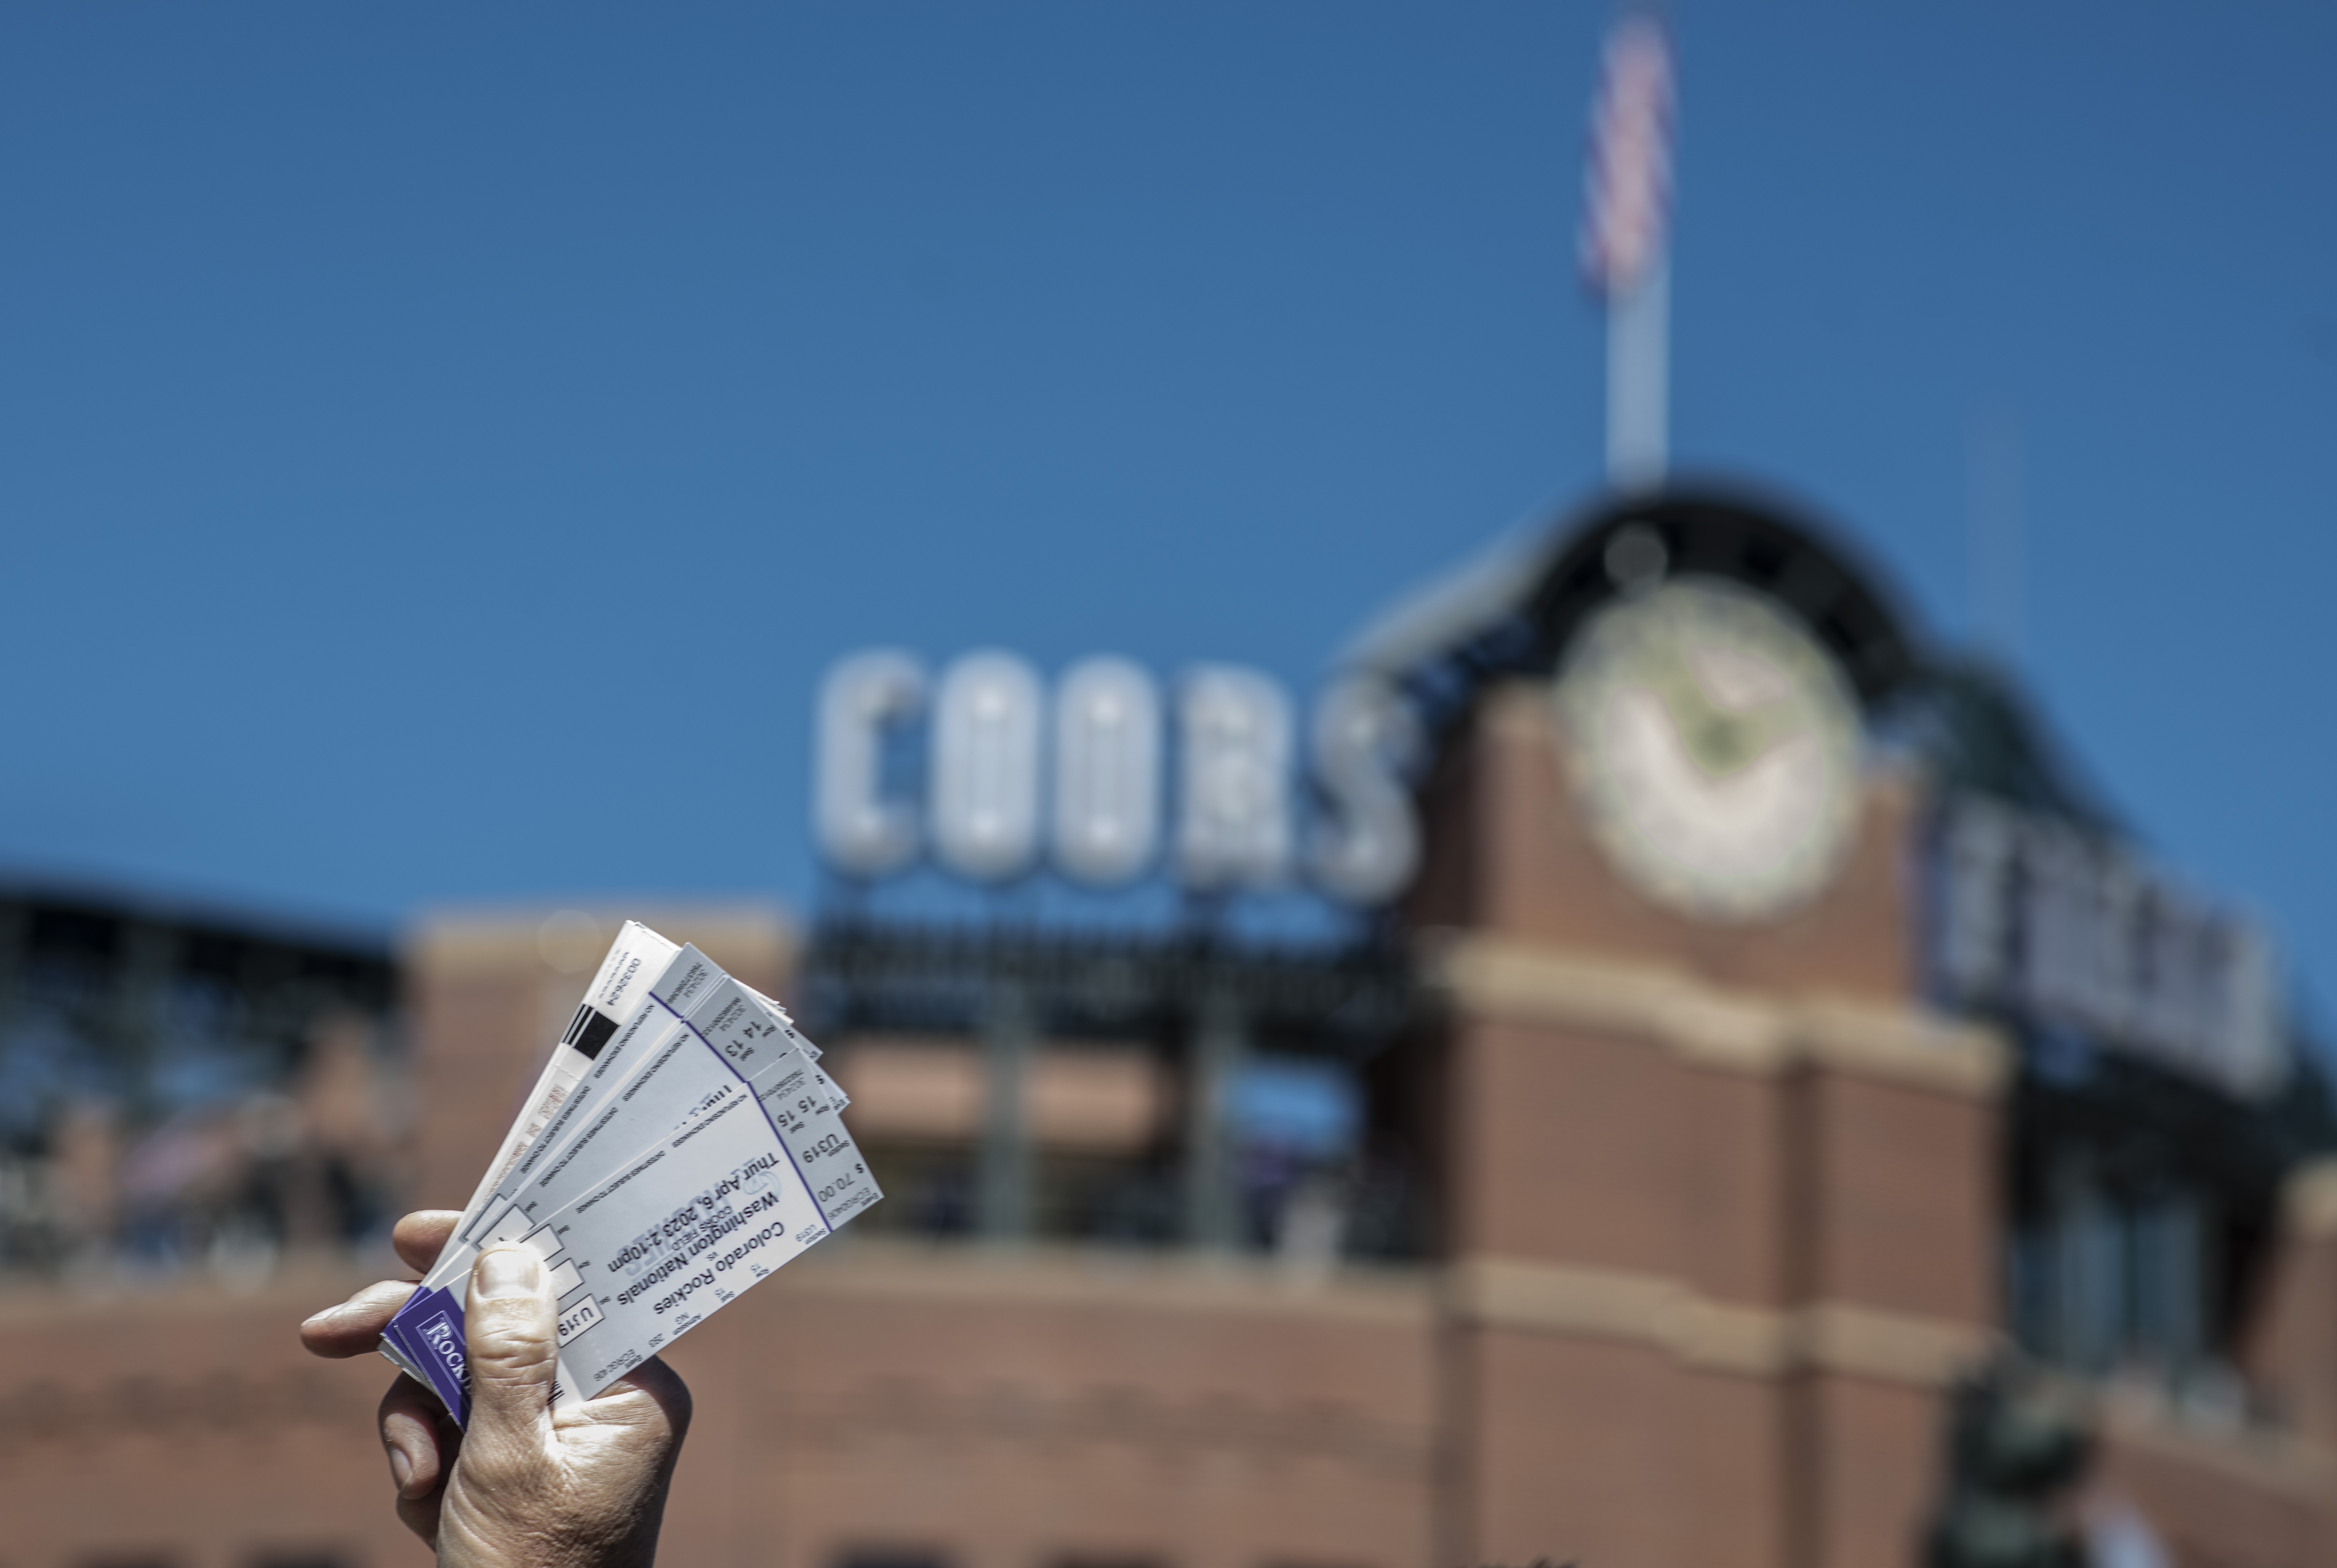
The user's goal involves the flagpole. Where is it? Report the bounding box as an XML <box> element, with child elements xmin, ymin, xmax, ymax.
<box><xmin>1581</xmin><ymin>8</ymin><xmax>1674</xmax><ymax>494</ymax></box>
<box><xmin>1607</xmin><ymin>254</ymin><xmax>1668</xmax><ymax>490</ymax></box>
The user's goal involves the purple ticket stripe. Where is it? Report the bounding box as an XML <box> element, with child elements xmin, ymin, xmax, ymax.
<box><xmin>387</xmin><ymin>1285</ymin><xmax>472</xmax><ymax>1426</ymax></box>
<box><xmin>383</xmin><ymin>1288</ymin><xmax>436</xmax><ymax>1372</ymax></box>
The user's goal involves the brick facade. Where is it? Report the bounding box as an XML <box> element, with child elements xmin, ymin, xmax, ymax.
<box><xmin>5</xmin><ymin>697</ymin><xmax>2335</xmax><ymax>1568</ymax></box>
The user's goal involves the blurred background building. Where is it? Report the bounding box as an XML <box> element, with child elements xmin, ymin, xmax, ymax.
<box><xmin>5</xmin><ymin>486</ymin><xmax>2337</xmax><ymax>1568</ymax></box>
<box><xmin>0</xmin><ymin>881</ymin><xmax>400</xmax><ymax>1282</ymax></box>
<box><xmin>2</xmin><ymin>7</ymin><xmax>2332</xmax><ymax>1568</ymax></box>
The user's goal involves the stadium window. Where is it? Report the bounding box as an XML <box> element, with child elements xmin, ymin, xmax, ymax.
<box><xmin>2008</xmin><ymin>1161</ymin><xmax>2217</xmax><ymax>1378</ymax></box>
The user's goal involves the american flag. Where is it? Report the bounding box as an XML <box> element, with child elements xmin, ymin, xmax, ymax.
<box><xmin>1579</xmin><ymin>12</ymin><xmax>1674</xmax><ymax>300</ymax></box>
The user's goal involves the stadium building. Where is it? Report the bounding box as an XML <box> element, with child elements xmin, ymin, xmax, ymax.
<box><xmin>4</xmin><ymin>487</ymin><xmax>2336</xmax><ymax>1568</ymax></box>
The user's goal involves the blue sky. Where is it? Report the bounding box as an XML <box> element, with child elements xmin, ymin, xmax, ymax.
<box><xmin>0</xmin><ymin>2</ymin><xmax>2330</xmax><ymax>1008</ymax></box>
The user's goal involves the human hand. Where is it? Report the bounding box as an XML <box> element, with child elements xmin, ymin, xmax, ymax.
<box><xmin>301</xmin><ymin>1210</ymin><xmax>692</xmax><ymax>1568</ymax></box>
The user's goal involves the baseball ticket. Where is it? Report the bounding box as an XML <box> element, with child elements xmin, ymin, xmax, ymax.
<box><xmin>383</xmin><ymin>923</ymin><xmax>880</xmax><ymax>1421</ymax></box>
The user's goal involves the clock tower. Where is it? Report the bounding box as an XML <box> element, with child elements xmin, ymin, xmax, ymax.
<box><xmin>1393</xmin><ymin>489</ymin><xmax>2006</xmax><ymax>1568</ymax></box>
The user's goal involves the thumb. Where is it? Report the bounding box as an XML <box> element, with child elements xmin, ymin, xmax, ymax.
<box><xmin>462</xmin><ymin>1246</ymin><xmax>559</xmax><ymax>1453</ymax></box>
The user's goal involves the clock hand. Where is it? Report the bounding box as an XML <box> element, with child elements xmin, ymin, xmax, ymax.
<box><xmin>1640</xmin><ymin>634</ymin><xmax>1805</xmax><ymax>780</ymax></box>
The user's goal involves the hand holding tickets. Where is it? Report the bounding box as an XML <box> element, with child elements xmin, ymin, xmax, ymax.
<box><xmin>300</xmin><ymin>1211</ymin><xmax>692</xmax><ymax>1568</ymax></box>
<box><xmin>378</xmin><ymin>921</ymin><xmax>882</xmax><ymax>1422</ymax></box>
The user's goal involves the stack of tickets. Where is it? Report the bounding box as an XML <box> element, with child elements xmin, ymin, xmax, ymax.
<box><xmin>380</xmin><ymin>921</ymin><xmax>880</xmax><ymax>1423</ymax></box>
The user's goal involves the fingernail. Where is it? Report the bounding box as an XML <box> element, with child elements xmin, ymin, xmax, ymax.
<box><xmin>385</xmin><ymin>1436</ymin><xmax>415</xmax><ymax>1493</ymax></box>
<box><xmin>477</xmin><ymin>1247</ymin><xmax>542</xmax><ymax>1300</ymax></box>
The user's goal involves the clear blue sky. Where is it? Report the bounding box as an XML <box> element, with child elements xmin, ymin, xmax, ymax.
<box><xmin>0</xmin><ymin>3</ymin><xmax>2330</xmax><ymax>1006</ymax></box>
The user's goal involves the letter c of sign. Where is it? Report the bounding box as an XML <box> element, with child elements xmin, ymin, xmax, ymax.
<box><xmin>814</xmin><ymin>651</ymin><xmax>926</xmax><ymax>878</ymax></box>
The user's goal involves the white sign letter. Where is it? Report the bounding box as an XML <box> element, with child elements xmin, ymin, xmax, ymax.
<box><xmin>1053</xmin><ymin>657</ymin><xmax>1162</xmax><ymax>886</ymax></box>
<box><xmin>1937</xmin><ymin>796</ymin><xmax>2015</xmax><ymax>1001</ymax></box>
<box><xmin>815</xmin><ymin>651</ymin><xmax>927</xmax><ymax>878</ymax></box>
<box><xmin>1307</xmin><ymin>676</ymin><xmax>1421</xmax><ymax>905</ymax></box>
<box><xmin>931</xmin><ymin>651</ymin><xmax>1044</xmax><ymax>882</ymax></box>
<box><xmin>1176</xmin><ymin>665</ymin><xmax>1293</xmax><ymax>890</ymax></box>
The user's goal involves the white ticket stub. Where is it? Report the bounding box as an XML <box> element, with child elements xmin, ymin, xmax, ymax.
<box><xmin>393</xmin><ymin>1022</ymin><xmax>875</xmax><ymax>1414</ymax></box>
<box><xmin>411</xmin><ymin>943</ymin><xmax>773</xmax><ymax>1297</ymax></box>
<box><xmin>398</xmin><ymin>944</ymin><xmax>741</xmax><ymax>1318</ymax></box>
<box><xmin>493</xmin><ymin>977</ymin><xmax>828</xmax><ymax>1235</ymax></box>
<box><xmin>386</xmin><ymin>936</ymin><xmax>878</xmax><ymax>1419</ymax></box>
<box><xmin>378</xmin><ymin>920</ymin><xmax>682</xmax><ymax>1386</ymax></box>
<box><xmin>443</xmin><ymin>921</ymin><xmax>684</xmax><ymax>1255</ymax></box>
<box><xmin>524</xmin><ymin>1052</ymin><xmax>874</xmax><ymax>1401</ymax></box>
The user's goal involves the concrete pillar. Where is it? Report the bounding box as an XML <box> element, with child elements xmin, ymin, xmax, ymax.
<box><xmin>977</xmin><ymin>981</ymin><xmax>1034</xmax><ymax>1241</ymax></box>
<box><xmin>1181</xmin><ymin>985</ymin><xmax>1246</xmax><ymax>1250</ymax></box>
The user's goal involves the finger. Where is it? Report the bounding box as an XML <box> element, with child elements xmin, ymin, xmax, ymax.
<box><xmin>301</xmin><ymin>1279</ymin><xmax>421</xmax><ymax>1358</ymax></box>
<box><xmin>397</xmin><ymin>1485</ymin><xmax>446</xmax><ymax>1549</ymax></box>
<box><xmin>564</xmin><ymin>1354</ymin><xmax>694</xmax><ymax>1442</ymax></box>
<box><xmin>379</xmin><ymin>1374</ymin><xmax>453</xmax><ymax>1508</ymax></box>
<box><xmin>393</xmin><ymin>1210</ymin><xmax>463</xmax><ymax>1276</ymax></box>
<box><xmin>547</xmin><ymin>1356</ymin><xmax>691</xmax><ymax>1551</ymax></box>
<box><xmin>461</xmin><ymin>1245</ymin><xmax>558</xmax><ymax>1463</ymax></box>
<box><xmin>612</xmin><ymin>1354</ymin><xmax>693</xmax><ymax>1440</ymax></box>
<box><xmin>380</xmin><ymin>1374</ymin><xmax>453</xmax><ymax>1546</ymax></box>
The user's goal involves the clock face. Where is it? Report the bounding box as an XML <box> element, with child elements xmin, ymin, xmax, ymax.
<box><xmin>1553</xmin><ymin>576</ymin><xmax>1863</xmax><ymax>925</ymax></box>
